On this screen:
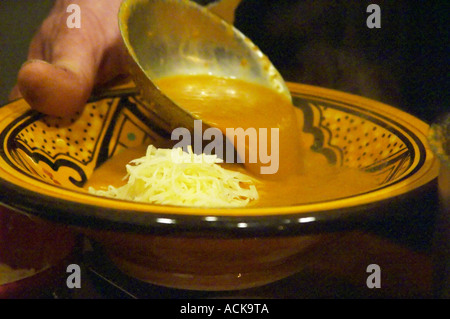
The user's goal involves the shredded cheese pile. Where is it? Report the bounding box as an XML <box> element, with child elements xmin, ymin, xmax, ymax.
<box><xmin>89</xmin><ymin>145</ymin><xmax>259</xmax><ymax>207</ymax></box>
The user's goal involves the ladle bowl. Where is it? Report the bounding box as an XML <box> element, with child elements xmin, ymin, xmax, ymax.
<box><xmin>118</xmin><ymin>0</ymin><xmax>290</xmax><ymax>134</ymax></box>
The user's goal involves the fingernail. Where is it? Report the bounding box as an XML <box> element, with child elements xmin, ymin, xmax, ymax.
<box><xmin>20</xmin><ymin>59</ymin><xmax>52</xmax><ymax>68</ymax></box>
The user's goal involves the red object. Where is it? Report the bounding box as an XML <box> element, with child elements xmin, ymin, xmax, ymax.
<box><xmin>0</xmin><ymin>205</ymin><xmax>77</xmax><ymax>299</ymax></box>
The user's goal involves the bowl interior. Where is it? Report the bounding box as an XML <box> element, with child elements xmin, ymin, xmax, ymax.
<box><xmin>0</xmin><ymin>83</ymin><xmax>438</xmax><ymax>233</ymax></box>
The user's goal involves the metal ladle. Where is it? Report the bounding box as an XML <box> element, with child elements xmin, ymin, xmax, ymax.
<box><xmin>118</xmin><ymin>0</ymin><xmax>291</xmax><ymax>134</ymax></box>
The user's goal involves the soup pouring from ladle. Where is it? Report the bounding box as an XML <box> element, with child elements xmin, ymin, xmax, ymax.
<box><xmin>118</xmin><ymin>0</ymin><xmax>291</xmax><ymax>138</ymax></box>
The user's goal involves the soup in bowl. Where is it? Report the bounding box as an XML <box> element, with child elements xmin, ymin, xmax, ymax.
<box><xmin>0</xmin><ymin>79</ymin><xmax>438</xmax><ymax>290</ymax></box>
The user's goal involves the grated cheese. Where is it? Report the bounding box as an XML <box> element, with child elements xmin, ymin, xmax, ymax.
<box><xmin>89</xmin><ymin>145</ymin><xmax>259</xmax><ymax>207</ymax></box>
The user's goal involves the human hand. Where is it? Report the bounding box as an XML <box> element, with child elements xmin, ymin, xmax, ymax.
<box><xmin>9</xmin><ymin>0</ymin><xmax>128</xmax><ymax>117</ymax></box>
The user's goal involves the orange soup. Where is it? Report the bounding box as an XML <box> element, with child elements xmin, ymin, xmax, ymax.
<box><xmin>86</xmin><ymin>75</ymin><xmax>380</xmax><ymax>206</ymax></box>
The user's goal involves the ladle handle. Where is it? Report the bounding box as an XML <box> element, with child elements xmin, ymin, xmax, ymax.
<box><xmin>206</xmin><ymin>0</ymin><xmax>242</xmax><ymax>24</ymax></box>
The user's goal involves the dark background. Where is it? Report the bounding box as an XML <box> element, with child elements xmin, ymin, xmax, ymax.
<box><xmin>1</xmin><ymin>0</ymin><xmax>448</xmax><ymax>123</ymax></box>
<box><xmin>0</xmin><ymin>1</ymin><xmax>54</xmax><ymax>104</ymax></box>
<box><xmin>233</xmin><ymin>0</ymin><xmax>448</xmax><ymax>124</ymax></box>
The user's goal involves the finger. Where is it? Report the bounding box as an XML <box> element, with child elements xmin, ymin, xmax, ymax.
<box><xmin>17</xmin><ymin>58</ymin><xmax>94</xmax><ymax>117</ymax></box>
<box><xmin>17</xmin><ymin>11</ymin><xmax>105</xmax><ymax>117</ymax></box>
<box><xmin>9</xmin><ymin>85</ymin><xmax>22</xmax><ymax>101</ymax></box>
<box><xmin>8</xmin><ymin>30</ymin><xmax>45</xmax><ymax>102</ymax></box>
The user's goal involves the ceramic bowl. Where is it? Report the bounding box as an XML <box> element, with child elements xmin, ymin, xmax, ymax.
<box><xmin>0</xmin><ymin>83</ymin><xmax>439</xmax><ymax>290</ymax></box>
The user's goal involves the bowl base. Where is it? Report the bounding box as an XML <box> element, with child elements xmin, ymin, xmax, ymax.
<box><xmin>84</xmin><ymin>232</ymin><xmax>332</xmax><ymax>291</ymax></box>
<box><xmin>107</xmin><ymin>250</ymin><xmax>311</xmax><ymax>291</ymax></box>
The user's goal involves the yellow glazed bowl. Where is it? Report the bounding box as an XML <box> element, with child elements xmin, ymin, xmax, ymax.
<box><xmin>0</xmin><ymin>83</ymin><xmax>439</xmax><ymax>290</ymax></box>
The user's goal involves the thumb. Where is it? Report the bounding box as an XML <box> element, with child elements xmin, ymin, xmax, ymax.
<box><xmin>16</xmin><ymin>2</ymin><xmax>112</xmax><ymax>117</ymax></box>
<box><xmin>8</xmin><ymin>84</ymin><xmax>22</xmax><ymax>101</ymax></box>
<box><xmin>17</xmin><ymin>58</ymin><xmax>95</xmax><ymax>117</ymax></box>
